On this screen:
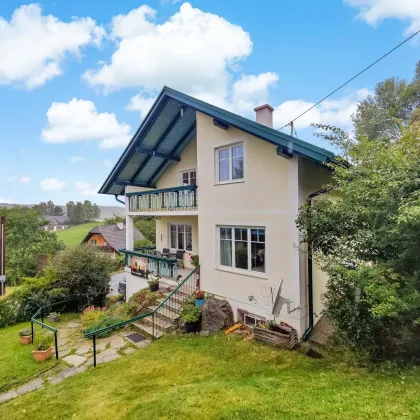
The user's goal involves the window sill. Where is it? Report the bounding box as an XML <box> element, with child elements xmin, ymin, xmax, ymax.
<box><xmin>216</xmin><ymin>266</ymin><xmax>268</xmax><ymax>280</ymax></box>
<box><xmin>214</xmin><ymin>179</ymin><xmax>245</xmax><ymax>186</ymax></box>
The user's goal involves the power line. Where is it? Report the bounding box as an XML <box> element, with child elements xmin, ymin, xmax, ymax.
<box><xmin>279</xmin><ymin>29</ymin><xmax>420</xmax><ymax>130</ymax></box>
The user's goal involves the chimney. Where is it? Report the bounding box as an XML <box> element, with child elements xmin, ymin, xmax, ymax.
<box><xmin>117</xmin><ymin>222</ymin><xmax>124</xmax><ymax>231</ymax></box>
<box><xmin>254</xmin><ymin>104</ymin><xmax>274</xmax><ymax>128</ymax></box>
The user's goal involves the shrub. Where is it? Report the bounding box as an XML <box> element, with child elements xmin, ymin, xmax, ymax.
<box><xmin>181</xmin><ymin>304</ymin><xmax>201</xmax><ymax>324</ymax></box>
<box><xmin>19</xmin><ymin>328</ymin><xmax>32</xmax><ymax>337</ymax></box>
<box><xmin>108</xmin><ymin>302</ymin><xmax>140</xmax><ymax>320</ymax></box>
<box><xmin>134</xmin><ymin>238</ymin><xmax>155</xmax><ymax>249</ymax></box>
<box><xmin>80</xmin><ymin>306</ymin><xmax>107</xmax><ymax>330</ymax></box>
<box><xmin>33</xmin><ymin>332</ymin><xmax>54</xmax><ymax>351</ymax></box>
<box><xmin>84</xmin><ymin>315</ymin><xmax>121</xmax><ymax>338</ymax></box>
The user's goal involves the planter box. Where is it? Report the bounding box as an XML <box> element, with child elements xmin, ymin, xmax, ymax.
<box><xmin>32</xmin><ymin>347</ymin><xmax>53</xmax><ymax>362</ymax></box>
<box><xmin>20</xmin><ymin>335</ymin><xmax>33</xmax><ymax>345</ymax></box>
<box><xmin>253</xmin><ymin>326</ymin><xmax>298</xmax><ymax>350</ymax></box>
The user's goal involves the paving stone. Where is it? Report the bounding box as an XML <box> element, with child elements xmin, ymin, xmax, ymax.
<box><xmin>66</xmin><ymin>321</ymin><xmax>81</xmax><ymax>328</ymax></box>
<box><xmin>17</xmin><ymin>378</ymin><xmax>43</xmax><ymax>396</ymax></box>
<box><xmin>62</xmin><ymin>354</ymin><xmax>87</xmax><ymax>367</ymax></box>
<box><xmin>97</xmin><ymin>348</ymin><xmax>118</xmax><ymax>359</ymax></box>
<box><xmin>48</xmin><ymin>376</ymin><xmax>64</xmax><ymax>385</ymax></box>
<box><xmin>0</xmin><ymin>390</ymin><xmax>18</xmax><ymax>403</ymax></box>
<box><xmin>123</xmin><ymin>347</ymin><xmax>136</xmax><ymax>355</ymax></box>
<box><xmin>59</xmin><ymin>368</ymin><xmax>79</xmax><ymax>379</ymax></box>
<box><xmin>98</xmin><ymin>354</ymin><xmax>121</xmax><ymax>364</ymax></box>
<box><xmin>110</xmin><ymin>335</ymin><xmax>126</xmax><ymax>350</ymax></box>
<box><xmin>75</xmin><ymin>341</ymin><xmax>92</xmax><ymax>355</ymax></box>
<box><xmin>96</xmin><ymin>336</ymin><xmax>114</xmax><ymax>351</ymax></box>
<box><xmin>134</xmin><ymin>339</ymin><xmax>151</xmax><ymax>349</ymax></box>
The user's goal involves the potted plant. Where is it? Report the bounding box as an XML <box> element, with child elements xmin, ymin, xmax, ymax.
<box><xmin>32</xmin><ymin>332</ymin><xmax>54</xmax><ymax>362</ymax></box>
<box><xmin>182</xmin><ymin>304</ymin><xmax>201</xmax><ymax>333</ymax></box>
<box><xmin>190</xmin><ymin>254</ymin><xmax>199</xmax><ymax>269</ymax></box>
<box><xmin>148</xmin><ymin>274</ymin><xmax>160</xmax><ymax>292</ymax></box>
<box><xmin>194</xmin><ymin>290</ymin><xmax>205</xmax><ymax>307</ymax></box>
<box><xmin>18</xmin><ymin>328</ymin><xmax>33</xmax><ymax>345</ymax></box>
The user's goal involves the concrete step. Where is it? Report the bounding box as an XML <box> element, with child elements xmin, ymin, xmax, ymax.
<box><xmin>148</xmin><ymin>305</ymin><xmax>181</xmax><ymax>322</ymax></box>
<box><xmin>142</xmin><ymin>315</ymin><xmax>176</xmax><ymax>332</ymax></box>
<box><xmin>132</xmin><ymin>322</ymin><xmax>165</xmax><ymax>340</ymax></box>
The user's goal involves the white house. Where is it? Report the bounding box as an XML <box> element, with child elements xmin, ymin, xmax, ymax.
<box><xmin>99</xmin><ymin>87</ymin><xmax>333</xmax><ymax>339</ymax></box>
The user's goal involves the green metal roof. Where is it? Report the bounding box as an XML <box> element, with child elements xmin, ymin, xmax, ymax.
<box><xmin>99</xmin><ymin>86</ymin><xmax>335</xmax><ymax>196</ymax></box>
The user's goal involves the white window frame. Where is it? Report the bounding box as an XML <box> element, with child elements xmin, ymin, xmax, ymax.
<box><xmin>169</xmin><ymin>223</ymin><xmax>193</xmax><ymax>252</ymax></box>
<box><xmin>180</xmin><ymin>168</ymin><xmax>197</xmax><ymax>186</ymax></box>
<box><xmin>238</xmin><ymin>309</ymin><xmax>266</xmax><ymax>328</ymax></box>
<box><xmin>216</xmin><ymin>225</ymin><xmax>266</xmax><ymax>277</ymax></box>
<box><xmin>214</xmin><ymin>142</ymin><xmax>245</xmax><ymax>185</ymax></box>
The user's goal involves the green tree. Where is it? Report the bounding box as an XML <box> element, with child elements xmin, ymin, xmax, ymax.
<box><xmin>66</xmin><ymin>201</ymin><xmax>75</xmax><ymax>220</ymax></box>
<box><xmin>0</xmin><ymin>207</ymin><xmax>64</xmax><ymax>285</ymax></box>
<box><xmin>92</xmin><ymin>203</ymin><xmax>101</xmax><ymax>220</ymax></box>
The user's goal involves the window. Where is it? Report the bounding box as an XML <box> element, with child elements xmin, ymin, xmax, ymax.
<box><xmin>238</xmin><ymin>309</ymin><xmax>265</xmax><ymax>328</ymax></box>
<box><xmin>170</xmin><ymin>224</ymin><xmax>192</xmax><ymax>251</ymax></box>
<box><xmin>91</xmin><ymin>239</ymin><xmax>97</xmax><ymax>245</ymax></box>
<box><xmin>218</xmin><ymin>226</ymin><xmax>266</xmax><ymax>274</ymax></box>
<box><xmin>215</xmin><ymin>143</ymin><xmax>244</xmax><ymax>183</ymax></box>
<box><xmin>181</xmin><ymin>169</ymin><xmax>197</xmax><ymax>185</ymax></box>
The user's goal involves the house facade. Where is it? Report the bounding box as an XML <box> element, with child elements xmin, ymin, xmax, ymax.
<box><xmin>44</xmin><ymin>216</ymin><xmax>70</xmax><ymax>231</ymax></box>
<box><xmin>99</xmin><ymin>87</ymin><xmax>332</xmax><ymax>338</ymax></box>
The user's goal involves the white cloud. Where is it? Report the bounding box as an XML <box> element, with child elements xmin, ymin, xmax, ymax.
<box><xmin>0</xmin><ymin>197</ymin><xmax>12</xmax><ymax>204</ymax></box>
<box><xmin>75</xmin><ymin>181</ymin><xmax>99</xmax><ymax>196</ymax></box>
<box><xmin>344</xmin><ymin>0</ymin><xmax>420</xmax><ymax>35</ymax></box>
<box><xmin>40</xmin><ymin>178</ymin><xmax>66</xmax><ymax>192</ymax></box>
<box><xmin>8</xmin><ymin>176</ymin><xmax>31</xmax><ymax>184</ymax></box>
<box><xmin>0</xmin><ymin>3</ymin><xmax>105</xmax><ymax>89</ymax></box>
<box><xmin>84</xmin><ymin>2</ymin><xmax>252</xmax><ymax>97</ymax></box>
<box><xmin>42</xmin><ymin>98</ymin><xmax>131</xmax><ymax>149</ymax></box>
<box><xmin>273</xmin><ymin>89</ymin><xmax>372</xmax><ymax>131</ymax></box>
<box><xmin>125</xmin><ymin>93</ymin><xmax>157</xmax><ymax>119</ymax></box>
<box><xmin>69</xmin><ymin>156</ymin><xmax>86</xmax><ymax>164</ymax></box>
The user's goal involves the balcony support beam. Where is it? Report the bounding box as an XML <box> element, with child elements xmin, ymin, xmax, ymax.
<box><xmin>115</xmin><ymin>180</ymin><xmax>156</xmax><ymax>189</ymax></box>
<box><xmin>135</xmin><ymin>148</ymin><xmax>181</xmax><ymax>162</ymax></box>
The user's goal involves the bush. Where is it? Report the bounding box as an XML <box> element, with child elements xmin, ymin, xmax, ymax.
<box><xmin>80</xmin><ymin>306</ymin><xmax>107</xmax><ymax>330</ymax></box>
<box><xmin>33</xmin><ymin>331</ymin><xmax>54</xmax><ymax>351</ymax></box>
<box><xmin>181</xmin><ymin>304</ymin><xmax>201</xmax><ymax>324</ymax></box>
<box><xmin>134</xmin><ymin>238</ymin><xmax>155</xmax><ymax>249</ymax></box>
<box><xmin>83</xmin><ymin>315</ymin><xmax>121</xmax><ymax>338</ymax></box>
<box><xmin>134</xmin><ymin>217</ymin><xmax>156</xmax><ymax>243</ymax></box>
<box><xmin>19</xmin><ymin>328</ymin><xmax>32</xmax><ymax>337</ymax></box>
<box><xmin>108</xmin><ymin>301</ymin><xmax>140</xmax><ymax>320</ymax></box>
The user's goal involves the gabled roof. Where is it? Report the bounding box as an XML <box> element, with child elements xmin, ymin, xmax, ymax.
<box><xmin>82</xmin><ymin>224</ymin><xmax>144</xmax><ymax>253</ymax></box>
<box><xmin>99</xmin><ymin>86</ymin><xmax>335</xmax><ymax>196</ymax></box>
<box><xmin>45</xmin><ymin>215</ymin><xmax>70</xmax><ymax>225</ymax></box>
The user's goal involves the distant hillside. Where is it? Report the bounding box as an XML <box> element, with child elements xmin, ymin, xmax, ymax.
<box><xmin>0</xmin><ymin>203</ymin><xmax>124</xmax><ymax>220</ymax></box>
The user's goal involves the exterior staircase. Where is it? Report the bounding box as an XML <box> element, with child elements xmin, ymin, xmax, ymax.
<box><xmin>132</xmin><ymin>280</ymin><xmax>192</xmax><ymax>339</ymax></box>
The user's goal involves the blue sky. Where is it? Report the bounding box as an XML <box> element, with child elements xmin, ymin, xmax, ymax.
<box><xmin>0</xmin><ymin>0</ymin><xmax>419</xmax><ymax>205</ymax></box>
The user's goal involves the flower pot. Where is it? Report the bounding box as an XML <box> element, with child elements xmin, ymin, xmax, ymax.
<box><xmin>20</xmin><ymin>335</ymin><xmax>33</xmax><ymax>345</ymax></box>
<box><xmin>195</xmin><ymin>298</ymin><xmax>205</xmax><ymax>308</ymax></box>
<box><xmin>32</xmin><ymin>347</ymin><xmax>53</xmax><ymax>362</ymax></box>
<box><xmin>184</xmin><ymin>320</ymin><xmax>200</xmax><ymax>334</ymax></box>
<box><xmin>149</xmin><ymin>283</ymin><xmax>159</xmax><ymax>292</ymax></box>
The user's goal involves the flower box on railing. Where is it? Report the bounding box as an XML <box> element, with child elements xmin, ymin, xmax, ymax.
<box><xmin>126</xmin><ymin>185</ymin><xmax>198</xmax><ymax>212</ymax></box>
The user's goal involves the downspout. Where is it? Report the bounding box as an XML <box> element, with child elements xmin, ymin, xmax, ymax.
<box><xmin>302</xmin><ymin>187</ymin><xmax>330</xmax><ymax>341</ymax></box>
<box><xmin>114</xmin><ymin>194</ymin><xmax>125</xmax><ymax>205</ymax></box>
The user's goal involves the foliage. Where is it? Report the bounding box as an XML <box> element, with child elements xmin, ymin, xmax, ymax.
<box><xmin>181</xmin><ymin>304</ymin><xmax>201</xmax><ymax>324</ymax></box>
<box><xmin>33</xmin><ymin>201</ymin><xmax>64</xmax><ymax>216</ymax></box>
<box><xmin>18</xmin><ymin>328</ymin><xmax>32</xmax><ymax>337</ymax></box>
<box><xmin>52</xmin><ymin>244</ymin><xmax>112</xmax><ymax>303</ymax></box>
<box><xmin>148</xmin><ymin>275</ymin><xmax>160</xmax><ymax>286</ymax></box>
<box><xmin>66</xmin><ymin>200</ymin><xmax>100</xmax><ymax>225</ymax></box>
<box><xmin>103</xmin><ymin>214</ymin><xmax>125</xmax><ymax>225</ymax></box>
<box><xmin>352</xmin><ymin>61</ymin><xmax>420</xmax><ymax>142</ymax></box>
<box><xmin>0</xmin><ymin>206</ymin><xmax>64</xmax><ymax>285</ymax></box>
<box><xmin>80</xmin><ymin>306</ymin><xmax>107</xmax><ymax>330</ymax></box>
<box><xmin>107</xmin><ymin>301</ymin><xmax>140</xmax><ymax>320</ymax></box>
<box><xmin>105</xmin><ymin>294</ymin><xmax>125</xmax><ymax>307</ymax></box>
<box><xmin>297</xmin><ymin>108</ymin><xmax>420</xmax><ymax>361</ymax></box>
<box><xmin>134</xmin><ymin>238</ymin><xmax>155</xmax><ymax>249</ymax></box>
<box><xmin>33</xmin><ymin>331</ymin><xmax>54</xmax><ymax>351</ymax></box>
<box><xmin>134</xmin><ymin>216</ymin><xmax>156</xmax><ymax>243</ymax></box>
<box><xmin>190</xmin><ymin>254</ymin><xmax>199</xmax><ymax>268</ymax></box>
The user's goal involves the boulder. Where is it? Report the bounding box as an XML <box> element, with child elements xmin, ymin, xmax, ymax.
<box><xmin>201</xmin><ymin>298</ymin><xmax>234</xmax><ymax>333</ymax></box>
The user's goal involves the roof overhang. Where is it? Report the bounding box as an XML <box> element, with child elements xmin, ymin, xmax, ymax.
<box><xmin>99</xmin><ymin>86</ymin><xmax>336</xmax><ymax>196</ymax></box>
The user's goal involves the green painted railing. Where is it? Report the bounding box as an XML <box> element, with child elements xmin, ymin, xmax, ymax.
<box><xmin>127</xmin><ymin>185</ymin><xmax>198</xmax><ymax>212</ymax></box>
<box><xmin>85</xmin><ymin>265</ymin><xmax>200</xmax><ymax>367</ymax></box>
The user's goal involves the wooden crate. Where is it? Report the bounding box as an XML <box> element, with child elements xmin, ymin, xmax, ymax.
<box><xmin>253</xmin><ymin>326</ymin><xmax>298</xmax><ymax>350</ymax></box>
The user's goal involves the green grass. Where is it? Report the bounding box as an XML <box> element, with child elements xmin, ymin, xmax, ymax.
<box><xmin>1</xmin><ymin>334</ymin><xmax>420</xmax><ymax>419</ymax></box>
<box><xmin>55</xmin><ymin>222</ymin><xmax>102</xmax><ymax>248</ymax></box>
<box><xmin>0</xmin><ymin>314</ymin><xmax>79</xmax><ymax>392</ymax></box>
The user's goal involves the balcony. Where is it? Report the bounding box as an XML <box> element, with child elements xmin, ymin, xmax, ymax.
<box><xmin>127</xmin><ymin>185</ymin><xmax>198</xmax><ymax>214</ymax></box>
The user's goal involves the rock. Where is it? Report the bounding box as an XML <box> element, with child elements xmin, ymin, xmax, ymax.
<box><xmin>0</xmin><ymin>390</ymin><xmax>18</xmax><ymax>403</ymax></box>
<box><xmin>201</xmin><ymin>299</ymin><xmax>227</xmax><ymax>333</ymax></box>
<box><xmin>199</xmin><ymin>331</ymin><xmax>210</xmax><ymax>336</ymax></box>
<box><xmin>216</xmin><ymin>299</ymin><xmax>234</xmax><ymax>329</ymax></box>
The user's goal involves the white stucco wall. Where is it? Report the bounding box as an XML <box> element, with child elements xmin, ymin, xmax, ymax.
<box><xmin>196</xmin><ymin>111</ymin><xmax>305</xmax><ymax>333</ymax></box>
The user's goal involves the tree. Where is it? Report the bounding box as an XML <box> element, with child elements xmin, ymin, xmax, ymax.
<box><xmin>33</xmin><ymin>201</ymin><xmax>64</xmax><ymax>216</ymax></box>
<box><xmin>92</xmin><ymin>203</ymin><xmax>101</xmax><ymax>220</ymax></box>
<box><xmin>66</xmin><ymin>201</ymin><xmax>75</xmax><ymax>219</ymax></box>
<box><xmin>353</xmin><ymin>61</ymin><xmax>420</xmax><ymax>141</ymax></box>
<box><xmin>0</xmin><ymin>207</ymin><xmax>64</xmax><ymax>285</ymax></box>
<box><xmin>53</xmin><ymin>205</ymin><xmax>64</xmax><ymax>216</ymax></box>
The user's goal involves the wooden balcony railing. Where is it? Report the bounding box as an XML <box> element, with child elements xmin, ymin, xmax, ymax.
<box><xmin>127</xmin><ymin>185</ymin><xmax>198</xmax><ymax>212</ymax></box>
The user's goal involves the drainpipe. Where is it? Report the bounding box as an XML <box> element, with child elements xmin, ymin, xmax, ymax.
<box><xmin>302</xmin><ymin>187</ymin><xmax>330</xmax><ymax>341</ymax></box>
<box><xmin>114</xmin><ymin>195</ymin><xmax>125</xmax><ymax>205</ymax></box>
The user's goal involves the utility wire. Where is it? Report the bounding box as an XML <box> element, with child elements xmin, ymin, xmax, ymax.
<box><xmin>279</xmin><ymin>29</ymin><xmax>420</xmax><ymax>130</ymax></box>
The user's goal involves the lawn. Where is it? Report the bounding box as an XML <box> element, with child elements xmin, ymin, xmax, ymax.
<box><xmin>1</xmin><ymin>334</ymin><xmax>420</xmax><ymax>419</ymax></box>
<box><xmin>0</xmin><ymin>314</ymin><xmax>78</xmax><ymax>392</ymax></box>
<box><xmin>55</xmin><ymin>222</ymin><xmax>102</xmax><ymax>248</ymax></box>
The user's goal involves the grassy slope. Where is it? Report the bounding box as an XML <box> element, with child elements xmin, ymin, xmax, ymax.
<box><xmin>55</xmin><ymin>222</ymin><xmax>101</xmax><ymax>248</ymax></box>
<box><xmin>1</xmin><ymin>335</ymin><xmax>419</xmax><ymax>419</ymax></box>
<box><xmin>0</xmin><ymin>314</ymin><xmax>78</xmax><ymax>392</ymax></box>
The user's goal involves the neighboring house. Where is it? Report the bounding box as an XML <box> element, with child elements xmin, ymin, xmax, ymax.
<box><xmin>44</xmin><ymin>216</ymin><xmax>70</xmax><ymax>231</ymax></box>
<box><xmin>98</xmin><ymin>86</ymin><xmax>333</xmax><ymax>339</ymax></box>
<box><xmin>82</xmin><ymin>223</ymin><xmax>144</xmax><ymax>255</ymax></box>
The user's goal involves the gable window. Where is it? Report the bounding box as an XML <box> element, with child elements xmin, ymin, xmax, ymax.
<box><xmin>170</xmin><ymin>224</ymin><xmax>192</xmax><ymax>251</ymax></box>
<box><xmin>215</xmin><ymin>143</ymin><xmax>244</xmax><ymax>184</ymax></box>
<box><xmin>91</xmin><ymin>239</ymin><xmax>97</xmax><ymax>245</ymax></box>
<box><xmin>218</xmin><ymin>226</ymin><xmax>265</xmax><ymax>274</ymax></box>
<box><xmin>181</xmin><ymin>169</ymin><xmax>197</xmax><ymax>186</ymax></box>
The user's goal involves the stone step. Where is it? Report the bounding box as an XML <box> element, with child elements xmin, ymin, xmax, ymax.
<box><xmin>142</xmin><ymin>314</ymin><xmax>176</xmax><ymax>331</ymax></box>
<box><xmin>132</xmin><ymin>322</ymin><xmax>165</xmax><ymax>339</ymax></box>
<box><xmin>148</xmin><ymin>305</ymin><xmax>181</xmax><ymax>322</ymax></box>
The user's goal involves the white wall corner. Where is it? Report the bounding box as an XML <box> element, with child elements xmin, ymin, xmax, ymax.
<box><xmin>126</xmin><ymin>215</ymin><xmax>134</xmax><ymax>251</ymax></box>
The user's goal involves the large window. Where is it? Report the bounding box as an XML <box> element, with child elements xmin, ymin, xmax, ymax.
<box><xmin>218</xmin><ymin>226</ymin><xmax>265</xmax><ymax>274</ymax></box>
<box><xmin>215</xmin><ymin>143</ymin><xmax>244</xmax><ymax>183</ymax></box>
<box><xmin>170</xmin><ymin>224</ymin><xmax>192</xmax><ymax>251</ymax></box>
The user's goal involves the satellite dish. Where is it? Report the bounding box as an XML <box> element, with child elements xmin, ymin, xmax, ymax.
<box><xmin>272</xmin><ymin>280</ymin><xmax>291</xmax><ymax>316</ymax></box>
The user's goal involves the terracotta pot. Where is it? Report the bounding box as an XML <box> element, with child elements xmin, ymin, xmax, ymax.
<box><xmin>32</xmin><ymin>347</ymin><xmax>53</xmax><ymax>362</ymax></box>
<box><xmin>19</xmin><ymin>335</ymin><xmax>33</xmax><ymax>345</ymax></box>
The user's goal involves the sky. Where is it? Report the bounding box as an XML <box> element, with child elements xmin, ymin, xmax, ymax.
<box><xmin>0</xmin><ymin>0</ymin><xmax>419</xmax><ymax>206</ymax></box>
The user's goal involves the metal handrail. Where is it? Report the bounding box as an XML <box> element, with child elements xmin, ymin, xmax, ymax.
<box><xmin>120</xmin><ymin>249</ymin><xmax>177</xmax><ymax>263</ymax></box>
<box><xmin>85</xmin><ymin>266</ymin><xmax>200</xmax><ymax>367</ymax></box>
<box><xmin>126</xmin><ymin>184</ymin><xmax>197</xmax><ymax>197</ymax></box>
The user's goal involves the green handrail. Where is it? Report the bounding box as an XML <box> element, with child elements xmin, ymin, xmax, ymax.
<box><xmin>119</xmin><ymin>249</ymin><xmax>177</xmax><ymax>263</ymax></box>
<box><xmin>126</xmin><ymin>184</ymin><xmax>197</xmax><ymax>197</ymax></box>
